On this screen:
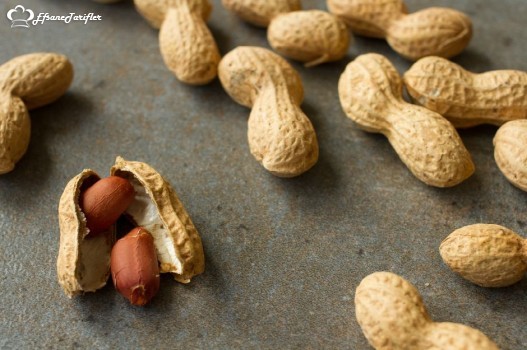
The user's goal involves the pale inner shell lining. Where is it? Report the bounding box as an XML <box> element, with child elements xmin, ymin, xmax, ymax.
<box><xmin>125</xmin><ymin>176</ymin><xmax>182</xmax><ymax>274</ymax></box>
<box><xmin>78</xmin><ymin>225</ymin><xmax>111</xmax><ymax>292</ymax></box>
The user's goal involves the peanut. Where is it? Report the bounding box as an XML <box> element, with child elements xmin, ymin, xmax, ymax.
<box><xmin>80</xmin><ymin>176</ymin><xmax>135</xmax><ymax>236</ymax></box>
<box><xmin>327</xmin><ymin>0</ymin><xmax>472</xmax><ymax>60</ymax></box>
<box><xmin>494</xmin><ymin>120</ymin><xmax>527</xmax><ymax>191</ymax></box>
<box><xmin>338</xmin><ymin>53</ymin><xmax>474</xmax><ymax>187</ymax></box>
<box><xmin>404</xmin><ymin>56</ymin><xmax>527</xmax><ymax>128</ymax></box>
<box><xmin>267</xmin><ymin>10</ymin><xmax>351</xmax><ymax>67</ymax></box>
<box><xmin>57</xmin><ymin>157</ymin><xmax>205</xmax><ymax>297</ymax></box>
<box><xmin>0</xmin><ymin>53</ymin><xmax>73</xmax><ymax>174</ymax></box>
<box><xmin>355</xmin><ymin>271</ymin><xmax>499</xmax><ymax>350</ymax></box>
<box><xmin>218</xmin><ymin>46</ymin><xmax>319</xmax><ymax>177</ymax></box>
<box><xmin>111</xmin><ymin>227</ymin><xmax>160</xmax><ymax>306</ymax></box>
<box><xmin>134</xmin><ymin>0</ymin><xmax>221</xmax><ymax>85</ymax></box>
<box><xmin>222</xmin><ymin>0</ymin><xmax>300</xmax><ymax>27</ymax></box>
<box><xmin>440</xmin><ymin>224</ymin><xmax>527</xmax><ymax>287</ymax></box>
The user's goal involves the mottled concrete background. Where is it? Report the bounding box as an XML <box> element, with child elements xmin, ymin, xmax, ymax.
<box><xmin>1</xmin><ymin>0</ymin><xmax>526</xmax><ymax>349</ymax></box>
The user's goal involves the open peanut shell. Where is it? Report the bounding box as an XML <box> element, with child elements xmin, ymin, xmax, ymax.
<box><xmin>57</xmin><ymin>156</ymin><xmax>205</xmax><ymax>297</ymax></box>
<box><xmin>57</xmin><ymin>170</ymin><xmax>114</xmax><ymax>297</ymax></box>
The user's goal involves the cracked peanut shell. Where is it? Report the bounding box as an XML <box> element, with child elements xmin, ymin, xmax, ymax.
<box><xmin>57</xmin><ymin>157</ymin><xmax>205</xmax><ymax>297</ymax></box>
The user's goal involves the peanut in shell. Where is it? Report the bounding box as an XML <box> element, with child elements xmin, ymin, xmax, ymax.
<box><xmin>57</xmin><ymin>157</ymin><xmax>205</xmax><ymax>297</ymax></box>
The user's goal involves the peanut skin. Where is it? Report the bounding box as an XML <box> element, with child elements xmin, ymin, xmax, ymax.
<box><xmin>111</xmin><ymin>227</ymin><xmax>160</xmax><ymax>306</ymax></box>
<box><xmin>404</xmin><ymin>56</ymin><xmax>527</xmax><ymax>128</ymax></box>
<box><xmin>218</xmin><ymin>46</ymin><xmax>318</xmax><ymax>177</ymax></box>
<box><xmin>267</xmin><ymin>10</ymin><xmax>351</xmax><ymax>67</ymax></box>
<box><xmin>80</xmin><ymin>176</ymin><xmax>135</xmax><ymax>236</ymax></box>
<box><xmin>0</xmin><ymin>53</ymin><xmax>73</xmax><ymax>174</ymax></box>
<box><xmin>338</xmin><ymin>53</ymin><xmax>474</xmax><ymax>187</ymax></box>
<box><xmin>134</xmin><ymin>0</ymin><xmax>220</xmax><ymax>85</ymax></box>
<box><xmin>327</xmin><ymin>0</ymin><xmax>472</xmax><ymax>60</ymax></box>
<box><xmin>494</xmin><ymin>120</ymin><xmax>527</xmax><ymax>191</ymax></box>
<box><xmin>355</xmin><ymin>272</ymin><xmax>499</xmax><ymax>350</ymax></box>
<box><xmin>440</xmin><ymin>224</ymin><xmax>527</xmax><ymax>287</ymax></box>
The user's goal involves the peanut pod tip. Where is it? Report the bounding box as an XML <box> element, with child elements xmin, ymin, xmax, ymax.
<box><xmin>494</xmin><ymin>120</ymin><xmax>527</xmax><ymax>192</ymax></box>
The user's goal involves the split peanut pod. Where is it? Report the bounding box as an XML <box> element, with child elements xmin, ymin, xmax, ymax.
<box><xmin>222</xmin><ymin>0</ymin><xmax>300</xmax><ymax>27</ymax></box>
<box><xmin>327</xmin><ymin>0</ymin><xmax>472</xmax><ymax>60</ymax></box>
<box><xmin>57</xmin><ymin>156</ymin><xmax>205</xmax><ymax>298</ymax></box>
<box><xmin>338</xmin><ymin>53</ymin><xmax>474</xmax><ymax>187</ymax></box>
<box><xmin>218</xmin><ymin>46</ymin><xmax>319</xmax><ymax>177</ymax></box>
<box><xmin>355</xmin><ymin>272</ymin><xmax>499</xmax><ymax>350</ymax></box>
<box><xmin>267</xmin><ymin>10</ymin><xmax>351</xmax><ymax>67</ymax></box>
<box><xmin>0</xmin><ymin>53</ymin><xmax>73</xmax><ymax>174</ymax></box>
<box><xmin>404</xmin><ymin>56</ymin><xmax>527</xmax><ymax>128</ymax></box>
<box><xmin>440</xmin><ymin>224</ymin><xmax>527</xmax><ymax>287</ymax></box>
<box><xmin>494</xmin><ymin>120</ymin><xmax>527</xmax><ymax>191</ymax></box>
<box><xmin>134</xmin><ymin>0</ymin><xmax>221</xmax><ymax>85</ymax></box>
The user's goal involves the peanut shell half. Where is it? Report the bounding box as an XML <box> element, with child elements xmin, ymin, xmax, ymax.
<box><xmin>111</xmin><ymin>156</ymin><xmax>205</xmax><ymax>283</ymax></box>
<box><xmin>57</xmin><ymin>170</ymin><xmax>115</xmax><ymax>297</ymax></box>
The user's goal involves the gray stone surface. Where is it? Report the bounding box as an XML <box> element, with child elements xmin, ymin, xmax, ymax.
<box><xmin>0</xmin><ymin>0</ymin><xmax>526</xmax><ymax>349</ymax></box>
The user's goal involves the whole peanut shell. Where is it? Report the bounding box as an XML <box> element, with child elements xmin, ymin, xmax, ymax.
<box><xmin>494</xmin><ymin>120</ymin><xmax>527</xmax><ymax>191</ymax></box>
<box><xmin>218</xmin><ymin>46</ymin><xmax>318</xmax><ymax>177</ymax></box>
<box><xmin>222</xmin><ymin>0</ymin><xmax>300</xmax><ymax>27</ymax></box>
<box><xmin>0</xmin><ymin>53</ymin><xmax>73</xmax><ymax>174</ymax></box>
<box><xmin>134</xmin><ymin>0</ymin><xmax>220</xmax><ymax>85</ymax></box>
<box><xmin>338</xmin><ymin>53</ymin><xmax>474</xmax><ymax>187</ymax></box>
<box><xmin>356</xmin><ymin>272</ymin><xmax>499</xmax><ymax>349</ymax></box>
<box><xmin>404</xmin><ymin>56</ymin><xmax>527</xmax><ymax>128</ymax></box>
<box><xmin>440</xmin><ymin>224</ymin><xmax>527</xmax><ymax>287</ymax></box>
<box><xmin>327</xmin><ymin>0</ymin><xmax>472</xmax><ymax>60</ymax></box>
<box><xmin>267</xmin><ymin>10</ymin><xmax>351</xmax><ymax>67</ymax></box>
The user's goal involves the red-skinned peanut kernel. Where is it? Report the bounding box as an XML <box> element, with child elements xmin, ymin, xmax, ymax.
<box><xmin>79</xmin><ymin>176</ymin><xmax>135</xmax><ymax>236</ymax></box>
<box><xmin>111</xmin><ymin>227</ymin><xmax>160</xmax><ymax>306</ymax></box>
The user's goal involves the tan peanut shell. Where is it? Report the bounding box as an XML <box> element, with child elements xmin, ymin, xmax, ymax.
<box><xmin>327</xmin><ymin>0</ymin><xmax>472</xmax><ymax>60</ymax></box>
<box><xmin>440</xmin><ymin>224</ymin><xmax>527</xmax><ymax>287</ymax></box>
<box><xmin>355</xmin><ymin>272</ymin><xmax>499</xmax><ymax>350</ymax></box>
<box><xmin>494</xmin><ymin>120</ymin><xmax>527</xmax><ymax>191</ymax></box>
<box><xmin>338</xmin><ymin>53</ymin><xmax>474</xmax><ymax>187</ymax></box>
<box><xmin>222</xmin><ymin>0</ymin><xmax>301</xmax><ymax>27</ymax></box>
<box><xmin>0</xmin><ymin>53</ymin><xmax>73</xmax><ymax>174</ymax></box>
<box><xmin>218</xmin><ymin>46</ymin><xmax>318</xmax><ymax>177</ymax></box>
<box><xmin>267</xmin><ymin>10</ymin><xmax>351</xmax><ymax>67</ymax></box>
<box><xmin>404</xmin><ymin>56</ymin><xmax>527</xmax><ymax>128</ymax></box>
<box><xmin>111</xmin><ymin>156</ymin><xmax>204</xmax><ymax>283</ymax></box>
<box><xmin>134</xmin><ymin>0</ymin><xmax>220</xmax><ymax>85</ymax></box>
<box><xmin>57</xmin><ymin>170</ymin><xmax>115</xmax><ymax>297</ymax></box>
<box><xmin>57</xmin><ymin>157</ymin><xmax>205</xmax><ymax>297</ymax></box>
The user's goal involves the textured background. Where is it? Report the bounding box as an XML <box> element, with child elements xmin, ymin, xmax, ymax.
<box><xmin>1</xmin><ymin>0</ymin><xmax>526</xmax><ymax>349</ymax></box>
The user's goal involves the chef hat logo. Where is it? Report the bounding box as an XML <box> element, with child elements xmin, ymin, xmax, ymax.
<box><xmin>7</xmin><ymin>5</ymin><xmax>34</xmax><ymax>28</ymax></box>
